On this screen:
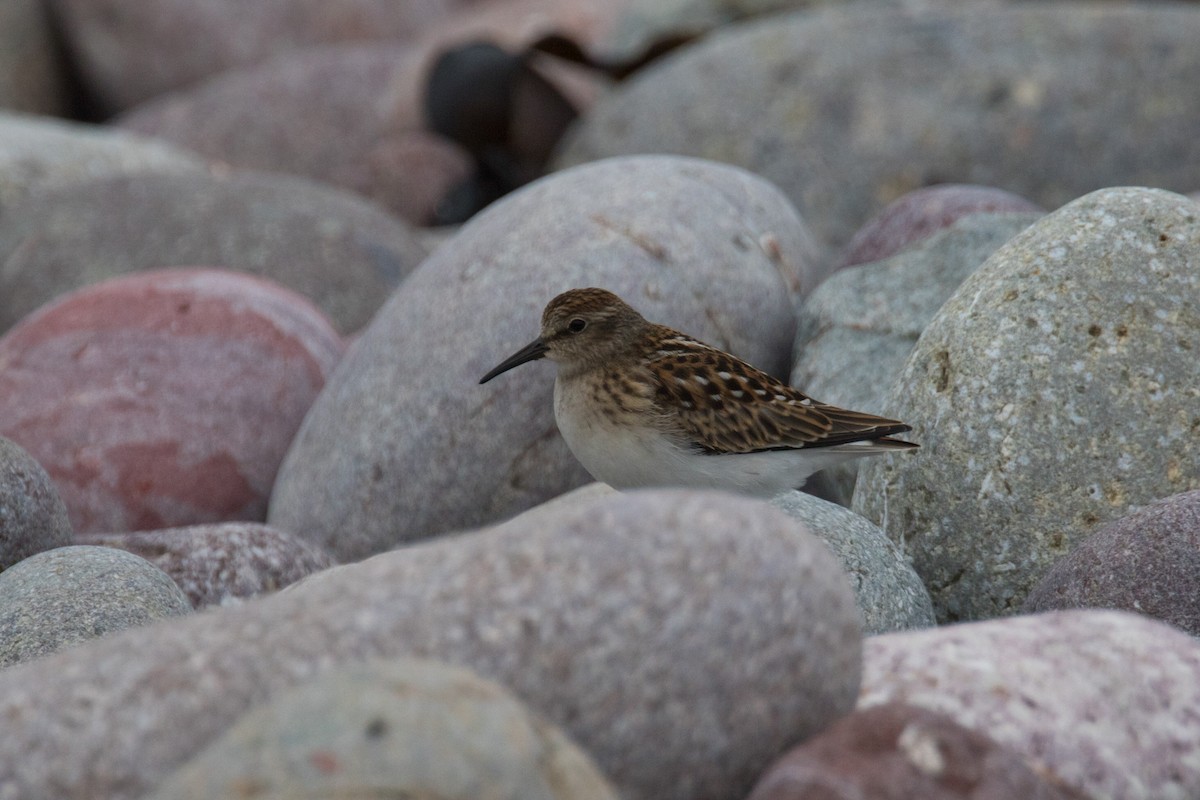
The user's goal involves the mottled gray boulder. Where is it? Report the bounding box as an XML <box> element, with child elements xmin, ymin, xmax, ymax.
<box><xmin>0</xmin><ymin>489</ymin><xmax>862</xmax><ymax>800</ymax></box>
<box><xmin>0</xmin><ymin>170</ymin><xmax>428</xmax><ymax>333</ymax></box>
<box><xmin>860</xmin><ymin>610</ymin><xmax>1200</xmax><ymax>800</ymax></box>
<box><xmin>0</xmin><ymin>435</ymin><xmax>72</xmax><ymax>572</ymax></box>
<box><xmin>79</xmin><ymin>523</ymin><xmax>337</xmax><ymax>609</ymax></box>
<box><xmin>854</xmin><ymin>188</ymin><xmax>1200</xmax><ymax>622</ymax></box>
<box><xmin>559</xmin><ymin>4</ymin><xmax>1200</xmax><ymax>249</ymax></box>
<box><xmin>0</xmin><ymin>0</ymin><xmax>68</xmax><ymax>115</ymax></box>
<box><xmin>1023</xmin><ymin>490</ymin><xmax>1200</xmax><ymax>636</ymax></box>
<box><xmin>147</xmin><ymin>659</ymin><xmax>618</xmax><ymax>800</ymax></box>
<box><xmin>771</xmin><ymin>490</ymin><xmax>934</xmax><ymax>634</ymax></box>
<box><xmin>0</xmin><ymin>545</ymin><xmax>191</xmax><ymax>668</ymax></box>
<box><xmin>269</xmin><ymin>155</ymin><xmax>821</xmax><ymax>559</ymax></box>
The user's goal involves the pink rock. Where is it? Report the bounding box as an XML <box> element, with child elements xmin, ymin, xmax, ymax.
<box><xmin>0</xmin><ymin>269</ymin><xmax>345</xmax><ymax>534</ymax></box>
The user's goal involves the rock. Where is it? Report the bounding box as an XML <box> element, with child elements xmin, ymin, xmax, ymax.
<box><xmin>0</xmin><ymin>0</ymin><xmax>69</xmax><ymax>115</ymax></box>
<box><xmin>0</xmin><ymin>489</ymin><xmax>863</xmax><ymax>800</ymax></box>
<box><xmin>1023</xmin><ymin>490</ymin><xmax>1200</xmax><ymax>636</ymax></box>
<box><xmin>0</xmin><ymin>435</ymin><xmax>72</xmax><ymax>572</ymax></box>
<box><xmin>0</xmin><ymin>111</ymin><xmax>204</xmax><ymax>207</ymax></box>
<box><xmin>269</xmin><ymin>155</ymin><xmax>822</xmax><ymax>560</ymax></box>
<box><xmin>792</xmin><ymin>213</ymin><xmax>1042</xmax><ymax>500</ymax></box>
<box><xmin>146</xmin><ymin>658</ymin><xmax>618</xmax><ymax>800</ymax></box>
<box><xmin>558</xmin><ymin>4</ymin><xmax>1200</xmax><ymax>250</ymax></box>
<box><xmin>746</xmin><ymin>702</ymin><xmax>1086</xmax><ymax>800</ymax></box>
<box><xmin>0</xmin><ymin>170</ymin><xmax>428</xmax><ymax>334</ymax></box>
<box><xmin>0</xmin><ymin>269</ymin><xmax>345</xmax><ymax>535</ymax></box>
<box><xmin>0</xmin><ymin>545</ymin><xmax>191</xmax><ymax>668</ymax></box>
<box><xmin>854</xmin><ymin>188</ymin><xmax>1200</xmax><ymax>621</ymax></box>
<box><xmin>771</xmin><ymin>491</ymin><xmax>934</xmax><ymax>634</ymax></box>
<box><xmin>78</xmin><ymin>523</ymin><xmax>337</xmax><ymax>609</ymax></box>
<box><xmin>835</xmin><ymin>184</ymin><xmax>1043</xmax><ymax>269</ymax></box>
<box><xmin>859</xmin><ymin>610</ymin><xmax>1200</xmax><ymax>800</ymax></box>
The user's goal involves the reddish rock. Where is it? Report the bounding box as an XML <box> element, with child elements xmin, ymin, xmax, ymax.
<box><xmin>0</xmin><ymin>435</ymin><xmax>73</xmax><ymax>570</ymax></box>
<box><xmin>0</xmin><ymin>269</ymin><xmax>345</xmax><ymax>535</ymax></box>
<box><xmin>79</xmin><ymin>523</ymin><xmax>337</xmax><ymax>609</ymax></box>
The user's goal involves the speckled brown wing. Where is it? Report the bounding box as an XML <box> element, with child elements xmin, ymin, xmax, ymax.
<box><xmin>644</xmin><ymin>329</ymin><xmax>912</xmax><ymax>454</ymax></box>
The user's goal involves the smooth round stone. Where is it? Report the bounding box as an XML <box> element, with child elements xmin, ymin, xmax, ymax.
<box><xmin>269</xmin><ymin>155</ymin><xmax>822</xmax><ymax>560</ymax></box>
<box><xmin>0</xmin><ymin>435</ymin><xmax>72</xmax><ymax>571</ymax></box>
<box><xmin>860</xmin><ymin>610</ymin><xmax>1200</xmax><ymax>800</ymax></box>
<box><xmin>146</xmin><ymin>658</ymin><xmax>618</xmax><ymax>800</ymax></box>
<box><xmin>854</xmin><ymin>188</ymin><xmax>1200</xmax><ymax>622</ymax></box>
<box><xmin>0</xmin><ymin>545</ymin><xmax>191</xmax><ymax>668</ymax></box>
<box><xmin>747</xmin><ymin>702</ymin><xmax>1086</xmax><ymax>800</ymax></box>
<box><xmin>0</xmin><ymin>170</ymin><xmax>427</xmax><ymax>334</ymax></box>
<box><xmin>559</xmin><ymin>4</ymin><xmax>1200</xmax><ymax>250</ymax></box>
<box><xmin>0</xmin><ymin>489</ymin><xmax>863</xmax><ymax>800</ymax></box>
<box><xmin>0</xmin><ymin>269</ymin><xmax>345</xmax><ymax>535</ymax></box>
<box><xmin>79</xmin><ymin>523</ymin><xmax>337</xmax><ymax>609</ymax></box>
<box><xmin>1023</xmin><ymin>490</ymin><xmax>1200</xmax><ymax>636</ymax></box>
<box><xmin>0</xmin><ymin>0</ymin><xmax>68</xmax><ymax>115</ymax></box>
<box><xmin>770</xmin><ymin>490</ymin><xmax>934</xmax><ymax>634</ymax></box>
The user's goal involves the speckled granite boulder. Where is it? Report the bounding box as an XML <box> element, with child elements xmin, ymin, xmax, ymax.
<box><xmin>0</xmin><ymin>269</ymin><xmax>345</xmax><ymax>534</ymax></box>
<box><xmin>770</xmin><ymin>490</ymin><xmax>934</xmax><ymax>634</ymax></box>
<box><xmin>0</xmin><ymin>170</ymin><xmax>427</xmax><ymax>334</ymax></box>
<box><xmin>147</xmin><ymin>658</ymin><xmax>618</xmax><ymax>800</ymax></box>
<box><xmin>0</xmin><ymin>0</ymin><xmax>68</xmax><ymax>115</ymax></box>
<box><xmin>79</xmin><ymin>523</ymin><xmax>337</xmax><ymax>609</ymax></box>
<box><xmin>747</xmin><ymin>702</ymin><xmax>1086</xmax><ymax>800</ymax></box>
<box><xmin>860</xmin><ymin>610</ymin><xmax>1200</xmax><ymax>800</ymax></box>
<box><xmin>0</xmin><ymin>436</ymin><xmax>72</xmax><ymax>572</ymax></box>
<box><xmin>270</xmin><ymin>155</ymin><xmax>821</xmax><ymax>559</ymax></box>
<box><xmin>1023</xmin><ymin>490</ymin><xmax>1200</xmax><ymax>636</ymax></box>
<box><xmin>854</xmin><ymin>188</ymin><xmax>1200</xmax><ymax>621</ymax></box>
<box><xmin>559</xmin><ymin>4</ymin><xmax>1200</xmax><ymax>249</ymax></box>
<box><xmin>0</xmin><ymin>490</ymin><xmax>861</xmax><ymax>800</ymax></box>
<box><xmin>0</xmin><ymin>545</ymin><xmax>191</xmax><ymax>667</ymax></box>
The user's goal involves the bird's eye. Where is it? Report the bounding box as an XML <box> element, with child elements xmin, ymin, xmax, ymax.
<box><xmin>567</xmin><ymin>318</ymin><xmax>587</xmax><ymax>333</ymax></box>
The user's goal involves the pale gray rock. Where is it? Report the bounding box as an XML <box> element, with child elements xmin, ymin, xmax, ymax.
<box><xmin>0</xmin><ymin>545</ymin><xmax>191</xmax><ymax>668</ymax></box>
<box><xmin>0</xmin><ymin>489</ymin><xmax>863</xmax><ymax>800</ymax></box>
<box><xmin>146</xmin><ymin>659</ymin><xmax>618</xmax><ymax>800</ymax></box>
<box><xmin>0</xmin><ymin>435</ymin><xmax>72</xmax><ymax>571</ymax></box>
<box><xmin>269</xmin><ymin>155</ymin><xmax>822</xmax><ymax>560</ymax></box>
<box><xmin>853</xmin><ymin>187</ymin><xmax>1200</xmax><ymax>622</ymax></box>
<box><xmin>860</xmin><ymin>610</ymin><xmax>1200</xmax><ymax>800</ymax></box>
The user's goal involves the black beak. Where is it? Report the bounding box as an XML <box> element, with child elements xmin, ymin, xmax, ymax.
<box><xmin>479</xmin><ymin>338</ymin><xmax>548</xmax><ymax>384</ymax></box>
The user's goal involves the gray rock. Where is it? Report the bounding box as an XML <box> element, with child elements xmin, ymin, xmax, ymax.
<box><xmin>853</xmin><ymin>187</ymin><xmax>1200</xmax><ymax>621</ymax></box>
<box><xmin>269</xmin><ymin>155</ymin><xmax>822</xmax><ymax>560</ymax></box>
<box><xmin>0</xmin><ymin>489</ymin><xmax>863</xmax><ymax>800</ymax></box>
<box><xmin>0</xmin><ymin>545</ymin><xmax>191</xmax><ymax>668</ymax></box>
<box><xmin>0</xmin><ymin>170</ymin><xmax>428</xmax><ymax>333</ymax></box>
<box><xmin>860</xmin><ymin>610</ymin><xmax>1200</xmax><ymax>800</ymax></box>
<box><xmin>0</xmin><ymin>0</ymin><xmax>68</xmax><ymax>115</ymax></box>
<box><xmin>792</xmin><ymin>213</ymin><xmax>1041</xmax><ymax>500</ymax></box>
<box><xmin>559</xmin><ymin>4</ymin><xmax>1200</xmax><ymax>250</ymax></box>
<box><xmin>146</xmin><ymin>658</ymin><xmax>618</xmax><ymax>800</ymax></box>
<box><xmin>771</xmin><ymin>490</ymin><xmax>934</xmax><ymax>633</ymax></box>
<box><xmin>0</xmin><ymin>435</ymin><xmax>72</xmax><ymax>572</ymax></box>
<box><xmin>1023</xmin><ymin>490</ymin><xmax>1200</xmax><ymax>636</ymax></box>
<box><xmin>78</xmin><ymin>523</ymin><xmax>337</xmax><ymax>609</ymax></box>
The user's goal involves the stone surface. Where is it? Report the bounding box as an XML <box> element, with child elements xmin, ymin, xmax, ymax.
<box><xmin>747</xmin><ymin>702</ymin><xmax>1086</xmax><ymax>800</ymax></box>
<box><xmin>0</xmin><ymin>0</ymin><xmax>69</xmax><ymax>115</ymax></box>
<box><xmin>0</xmin><ymin>545</ymin><xmax>191</xmax><ymax>668</ymax></box>
<box><xmin>0</xmin><ymin>269</ymin><xmax>345</xmax><ymax>535</ymax></box>
<box><xmin>860</xmin><ymin>610</ymin><xmax>1200</xmax><ymax>800</ymax></box>
<box><xmin>79</xmin><ymin>523</ymin><xmax>337</xmax><ymax>609</ymax></box>
<box><xmin>854</xmin><ymin>188</ymin><xmax>1200</xmax><ymax>621</ymax></box>
<box><xmin>559</xmin><ymin>4</ymin><xmax>1200</xmax><ymax>250</ymax></box>
<box><xmin>146</xmin><ymin>659</ymin><xmax>618</xmax><ymax>800</ymax></box>
<box><xmin>0</xmin><ymin>169</ymin><xmax>427</xmax><ymax>334</ymax></box>
<box><xmin>1023</xmin><ymin>490</ymin><xmax>1200</xmax><ymax>636</ymax></box>
<box><xmin>836</xmin><ymin>184</ymin><xmax>1043</xmax><ymax>269</ymax></box>
<box><xmin>0</xmin><ymin>435</ymin><xmax>72</xmax><ymax>572</ymax></box>
<box><xmin>269</xmin><ymin>155</ymin><xmax>821</xmax><ymax>560</ymax></box>
<box><xmin>771</xmin><ymin>490</ymin><xmax>934</xmax><ymax>634</ymax></box>
<box><xmin>0</xmin><ymin>489</ymin><xmax>863</xmax><ymax>800</ymax></box>
<box><xmin>0</xmin><ymin>111</ymin><xmax>204</xmax><ymax>207</ymax></box>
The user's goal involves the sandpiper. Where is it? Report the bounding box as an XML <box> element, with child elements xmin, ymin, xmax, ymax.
<box><xmin>480</xmin><ymin>288</ymin><xmax>917</xmax><ymax>496</ymax></box>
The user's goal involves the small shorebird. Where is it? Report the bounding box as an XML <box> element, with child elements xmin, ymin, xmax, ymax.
<box><xmin>480</xmin><ymin>288</ymin><xmax>917</xmax><ymax>496</ymax></box>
